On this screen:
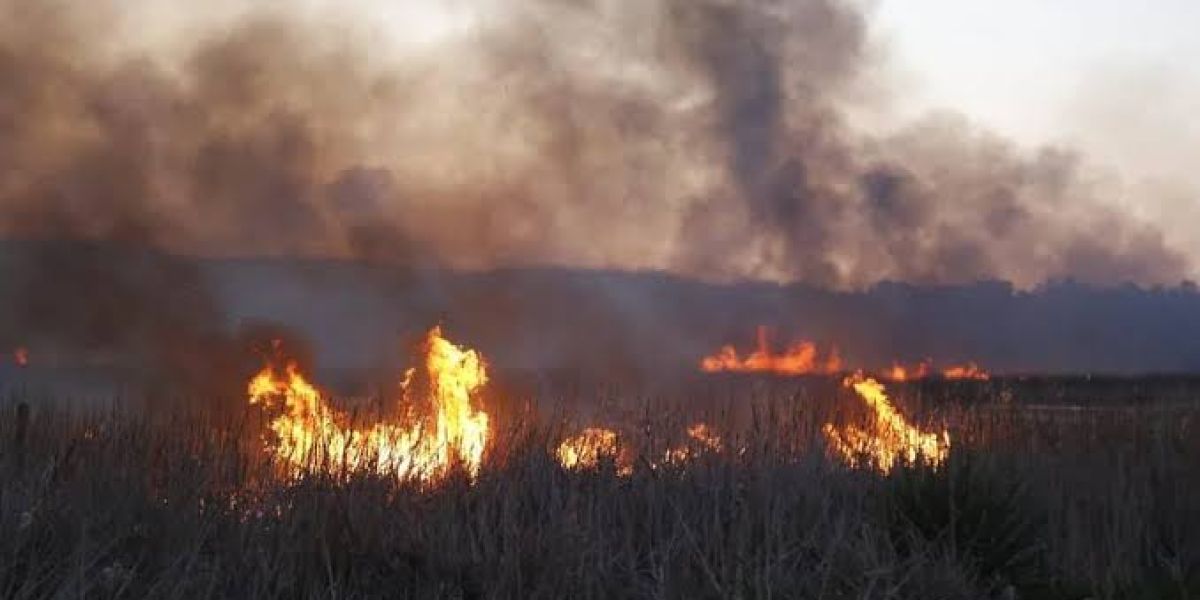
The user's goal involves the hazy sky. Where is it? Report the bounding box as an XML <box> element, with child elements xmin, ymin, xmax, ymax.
<box><xmin>875</xmin><ymin>0</ymin><xmax>1200</xmax><ymax>262</ymax></box>
<box><xmin>876</xmin><ymin>0</ymin><xmax>1200</xmax><ymax>179</ymax></box>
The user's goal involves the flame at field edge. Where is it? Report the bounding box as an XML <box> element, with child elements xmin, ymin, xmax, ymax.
<box><xmin>700</xmin><ymin>326</ymin><xmax>842</xmax><ymax>376</ymax></box>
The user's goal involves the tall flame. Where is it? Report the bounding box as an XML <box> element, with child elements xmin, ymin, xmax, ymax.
<box><xmin>405</xmin><ymin>325</ymin><xmax>490</xmax><ymax>477</ymax></box>
<box><xmin>822</xmin><ymin>373</ymin><xmax>950</xmax><ymax>473</ymax></box>
<box><xmin>248</xmin><ymin>327</ymin><xmax>490</xmax><ymax>481</ymax></box>
<box><xmin>700</xmin><ymin>326</ymin><xmax>841</xmax><ymax>376</ymax></box>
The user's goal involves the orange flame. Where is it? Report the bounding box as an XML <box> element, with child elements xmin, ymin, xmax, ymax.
<box><xmin>12</xmin><ymin>347</ymin><xmax>28</xmax><ymax>367</ymax></box>
<box><xmin>248</xmin><ymin>359</ymin><xmax>351</xmax><ymax>473</ymax></box>
<box><xmin>401</xmin><ymin>325</ymin><xmax>491</xmax><ymax>478</ymax></box>
<box><xmin>686</xmin><ymin>422</ymin><xmax>722</xmax><ymax>450</ymax></box>
<box><xmin>700</xmin><ymin>326</ymin><xmax>841</xmax><ymax>376</ymax></box>
<box><xmin>558</xmin><ymin>422</ymin><xmax>723</xmax><ymax>474</ymax></box>
<box><xmin>663</xmin><ymin>422</ymin><xmax>724</xmax><ymax>464</ymax></box>
<box><xmin>942</xmin><ymin>362</ymin><xmax>990</xmax><ymax>380</ymax></box>
<box><xmin>822</xmin><ymin>372</ymin><xmax>950</xmax><ymax>473</ymax></box>
<box><xmin>248</xmin><ymin>326</ymin><xmax>490</xmax><ymax>482</ymax></box>
<box><xmin>885</xmin><ymin>360</ymin><xmax>929</xmax><ymax>382</ymax></box>
<box><xmin>556</xmin><ymin>427</ymin><xmax>624</xmax><ymax>472</ymax></box>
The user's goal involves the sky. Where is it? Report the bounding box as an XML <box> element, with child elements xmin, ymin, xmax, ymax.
<box><xmin>875</xmin><ymin>0</ymin><xmax>1200</xmax><ymax>191</ymax></box>
<box><xmin>873</xmin><ymin>0</ymin><xmax>1200</xmax><ymax>263</ymax></box>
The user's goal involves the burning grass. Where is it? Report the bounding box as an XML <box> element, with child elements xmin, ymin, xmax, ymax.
<box><xmin>2</xmin><ymin>379</ymin><xmax>1199</xmax><ymax>599</ymax></box>
<box><xmin>248</xmin><ymin>327</ymin><xmax>490</xmax><ymax>482</ymax></box>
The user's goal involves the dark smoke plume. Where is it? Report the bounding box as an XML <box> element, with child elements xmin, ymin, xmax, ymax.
<box><xmin>0</xmin><ymin>0</ymin><xmax>1192</xmax><ymax>384</ymax></box>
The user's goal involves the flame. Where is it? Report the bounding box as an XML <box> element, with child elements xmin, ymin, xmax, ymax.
<box><xmin>822</xmin><ymin>372</ymin><xmax>950</xmax><ymax>473</ymax></box>
<box><xmin>403</xmin><ymin>325</ymin><xmax>491</xmax><ymax>478</ymax></box>
<box><xmin>884</xmin><ymin>360</ymin><xmax>988</xmax><ymax>381</ymax></box>
<box><xmin>686</xmin><ymin>422</ymin><xmax>722</xmax><ymax>450</ymax></box>
<box><xmin>556</xmin><ymin>427</ymin><xmax>623</xmax><ymax>471</ymax></box>
<box><xmin>249</xmin><ymin>326</ymin><xmax>490</xmax><ymax>482</ymax></box>
<box><xmin>700</xmin><ymin>329</ymin><xmax>989</xmax><ymax>381</ymax></box>
<box><xmin>885</xmin><ymin>360</ymin><xmax>929</xmax><ymax>382</ymax></box>
<box><xmin>12</xmin><ymin>347</ymin><xmax>28</xmax><ymax>367</ymax></box>
<box><xmin>700</xmin><ymin>326</ymin><xmax>841</xmax><ymax>376</ymax></box>
<box><xmin>942</xmin><ymin>362</ymin><xmax>990</xmax><ymax>380</ymax></box>
<box><xmin>663</xmin><ymin>422</ymin><xmax>724</xmax><ymax>464</ymax></box>
<box><xmin>558</xmin><ymin>422</ymin><xmax>723</xmax><ymax>474</ymax></box>
<box><xmin>248</xmin><ymin>359</ymin><xmax>354</xmax><ymax>472</ymax></box>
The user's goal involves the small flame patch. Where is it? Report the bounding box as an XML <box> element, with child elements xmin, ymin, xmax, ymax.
<box><xmin>700</xmin><ymin>326</ymin><xmax>841</xmax><ymax>376</ymax></box>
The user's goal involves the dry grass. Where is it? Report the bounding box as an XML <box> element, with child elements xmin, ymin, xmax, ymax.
<box><xmin>1</xmin><ymin>379</ymin><xmax>1198</xmax><ymax>599</ymax></box>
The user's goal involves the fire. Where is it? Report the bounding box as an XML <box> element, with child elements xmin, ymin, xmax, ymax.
<box><xmin>883</xmin><ymin>360</ymin><xmax>984</xmax><ymax>379</ymax></box>
<box><xmin>700</xmin><ymin>326</ymin><xmax>841</xmax><ymax>376</ymax></box>
<box><xmin>885</xmin><ymin>360</ymin><xmax>929</xmax><ymax>382</ymax></box>
<box><xmin>822</xmin><ymin>372</ymin><xmax>950</xmax><ymax>473</ymax></box>
<box><xmin>12</xmin><ymin>347</ymin><xmax>28</xmax><ymax>366</ymax></box>
<box><xmin>663</xmin><ymin>422</ymin><xmax>724</xmax><ymax>464</ymax></box>
<box><xmin>403</xmin><ymin>325</ymin><xmax>491</xmax><ymax>477</ymax></box>
<box><xmin>558</xmin><ymin>422</ymin><xmax>723</xmax><ymax>474</ymax></box>
<box><xmin>248</xmin><ymin>326</ymin><xmax>491</xmax><ymax>481</ymax></box>
<box><xmin>686</xmin><ymin>422</ymin><xmax>722</xmax><ymax>450</ymax></box>
<box><xmin>556</xmin><ymin>427</ymin><xmax>623</xmax><ymax>471</ymax></box>
<box><xmin>248</xmin><ymin>359</ymin><xmax>353</xmax><ymax>473</ymax></box>
<box><xmin>942</xmin><ymin>362</ymin><xmax>990</xmax><ymax>380</ymax></box>
<box><xmin>883</xmin><ymin>360</ymin><xmax>988</xmax><ymax>381</ymax></box>
<box><xmin>700</xmin><ymin>327</ymin><xmax>992</xmax><ymax>380</ymax></box>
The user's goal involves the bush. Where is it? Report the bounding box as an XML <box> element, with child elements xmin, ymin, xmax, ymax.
<box><xmin>876</xmin><ymin>451</ymin><xmax>1073</xmax><ymax>598</ymax></box>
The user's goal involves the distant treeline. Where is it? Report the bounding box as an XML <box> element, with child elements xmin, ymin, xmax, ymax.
<box><xmin>203</xmin><ymin>258</ymin><xmax>1200</xmax><ymax>376</ymax></box>
<box><xmin>3</xmin><ymin>242</ymin><xmax>1199</xmax><ymax>377</ymax></box>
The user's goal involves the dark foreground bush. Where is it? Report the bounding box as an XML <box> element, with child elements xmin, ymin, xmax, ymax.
<box><xmin>877</xmin><ymin>451</ymin><xmax>1068</xmax><ymax>598</ymax></box>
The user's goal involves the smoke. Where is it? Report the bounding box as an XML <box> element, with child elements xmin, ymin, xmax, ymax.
<box><xmin>0</xmin><ymin>0</ymin><xmax>1189</xmax><ymax>289</ymax></box>
<box><xmin>0</xmin><ymin>0</ymin><xmax>1192</xmax><ymax>381</ymax></box>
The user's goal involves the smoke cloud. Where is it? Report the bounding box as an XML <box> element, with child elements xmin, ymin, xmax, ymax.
<box><xmin>0</xmin><ymin>0</ymin><xmax>1194</xmax><ymax>386</ymax></box>
<box><xmin>0</xmin><ymin>0</ymin><xmax>1189</xmax><ymax>289</ymax></box>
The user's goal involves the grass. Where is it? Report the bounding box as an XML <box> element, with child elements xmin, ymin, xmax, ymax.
<box><xmin>1</xmin><ymin>378</ymin><xmax>1199</xmax><ymax>599</ymax></box>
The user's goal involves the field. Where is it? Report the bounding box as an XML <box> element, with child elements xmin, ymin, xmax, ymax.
<box><xmin>1</xmin><ymin>376</ymin><xmax>1199</xmax><ymax>600</ymax></box>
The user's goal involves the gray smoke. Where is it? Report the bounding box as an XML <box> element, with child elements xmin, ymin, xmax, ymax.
<box><xmin>0</xmin><ymin>0</ymin><xmax>1193</xmax><ymax>383</ymax></box>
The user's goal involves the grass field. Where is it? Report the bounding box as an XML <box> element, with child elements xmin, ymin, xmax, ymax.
<box><xmin>1</xmin><ymin>378</ymin><xmax>1198</xmax><ymax>599</ymax></box>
